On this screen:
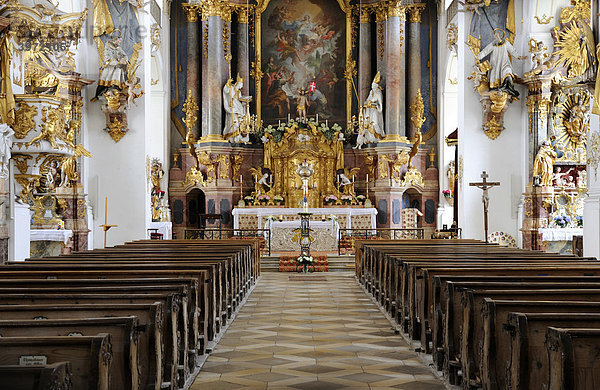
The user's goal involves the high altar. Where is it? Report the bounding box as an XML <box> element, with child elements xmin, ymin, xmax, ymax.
<box><xmin>167</xmin><ymin>0</ymin><xmax>441</xmax><ymax>241</ymax></box>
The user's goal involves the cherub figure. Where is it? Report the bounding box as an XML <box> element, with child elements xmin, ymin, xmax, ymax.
<box><xmin>525</xmin><ymin>39</ymin><xmax>553</xmax><ymax>77</ymax></box>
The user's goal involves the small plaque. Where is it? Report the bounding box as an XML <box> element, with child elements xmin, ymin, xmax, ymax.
<box><xmin>19</xmin><ymin>355</ymin><xmax>47</xmax><ymax>366</ymax></box>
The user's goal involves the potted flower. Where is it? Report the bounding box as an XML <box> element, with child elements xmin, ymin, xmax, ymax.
<box><xmin>554</xmin><ymin>215</ymin><xmax>571</xmax><ymax>228</ymax></box>
<box><xmin>340</xmin><ymin>194</ymin><xmax>353</xmax><ymax>205</ymax></box>
<box><xmin>356</xmin><ymin>194</ymin><xmax>366</xmax><ymax>205</ymax></box>
<box><xmin>274</xmin><ymin>195</ymin><xmax>284</xmax><ymax>206</ymax></box>
<box><xmin>324</xmin><ymin>194</ymin><xmax>337</xmax><ymax>205</ymax></box>
<box><xmin>442</xmin><ymin>190</ymin><xmax>453</xmax><ymax>206</ymax></box>
<box><xmin>576</xmin><ymin>215</ymin><xmax>583</xmax><ymax>227</ymax></box>
<box><xmin>296</xmin><ymin>252</ymin><xmax>314</xmax><ymax>273</ymax></box>
<box><xmin>257</xmin><ymin>194</ymin><xmax>270</xmax><ymax>205</ymax></box>
<box><xmin>244</xmin><ymin>195</ymin><xmax>254</xmax><ymax>204</ymax></box>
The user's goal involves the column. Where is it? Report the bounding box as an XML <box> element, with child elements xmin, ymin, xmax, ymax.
<box><xmin>236</xmin><ymin>7</ymin><xmax>250</xmax><ymax>96</ymax></box>
<box><xmin>375</xmin><ymin>6</ymin><xmax>386</xmax><ymax>90</ymax></box>
<box><xmin>358</xmin><ymin>10</ymin><xmax>371</xmax><ymax>104</ymax></box>
<box><xmin>521</xmin><ymin>76</ymin><xmax>553</xmax><ymax>250</ymax></box>
<box><xmin>203</xmin><ymin>0</ymin><xmax>230</xmax><ymax>138</ymax></box>
<box><xmin>201</xmin><ymin>17</ymin><xmax>208</xmax><ymax>135</ymax></box>
<box><xmin>182</xmin><ymin>3</ymin><xmax>202</xmax><ymax>138</ymax></box>
<box><xmin>384</xmin><ymin>2</ymin><xmax>406</xmax><ymax>139</ymax></box>
<box><xmin>406</xmin><ymin>3</ymin><xmax>426</xmax><ymax>139</ymax></box>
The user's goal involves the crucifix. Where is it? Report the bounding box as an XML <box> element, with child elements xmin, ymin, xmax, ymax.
<box><xmin>99</xmin><ymin>197</ymin><xmax>118</xmax><ymax>248</ymax></box>
<box><xmin>469</xmin><ymin>171</ymin><xmax>500</xmax><ymax>243</ymax></box>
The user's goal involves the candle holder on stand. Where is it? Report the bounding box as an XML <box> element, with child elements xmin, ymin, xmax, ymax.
<box><xmin>296</xmin><ymin>160</ymin><xmax>314</xmax><ymax>256</ymax></box>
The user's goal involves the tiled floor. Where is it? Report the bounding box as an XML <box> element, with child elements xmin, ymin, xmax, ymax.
<box><xmin>191</xmin><ymin>272</ymin><xmax>446</xmax><ymax>389</ymax></box>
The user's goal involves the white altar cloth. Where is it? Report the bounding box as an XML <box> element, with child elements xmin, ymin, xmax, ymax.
<box><xmin>539</xmin><ymin>227</ymin><xmax>583</xmax><ymax>242</ymax></box>
<box><xmin>232</xmin><ymin>207</ymin><xmax>377</xmax><ymax>230</ymax></box>
<box><xmin>30</xmin><ymin>229</ymin><xmax>73</xmax><ymax>244</ymax></box>
<box><xmin>266</xmin><ymin>220</ymin><xmax>341</xmax><ymax>252</ymax></box>
<box><xmin>149</xmin><ymin>222</ymin><xmax>172</xmax><ymax>239</ymax></box>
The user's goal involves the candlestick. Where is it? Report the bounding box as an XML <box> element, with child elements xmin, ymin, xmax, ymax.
<box><xmin>366</xmin><ymin>174</ymin><xmax>369</xmax><ymax>182</ymax></box>
<box><xmin>288</xmin><ymin>113</ymin><xmax>290</xmax><ymax>122</ymax></box>
<box><xmin>240</xmin><ymin>174</ymin><xmax>242</xmax><ymax>184</ymax></box>
<box><xmin>278</xmin><ymin>120</ymin><xmax>281</xmax><ymax>127</ymax></box>
<box><xmin>316</xmin><ymin>113</ymin><xmax>319</xmax><ymax>124</ymax></box>
<box><xmin>325</xmin><ymin>119</ymin><xmax>328</xmax><ymax>127</ymax></box>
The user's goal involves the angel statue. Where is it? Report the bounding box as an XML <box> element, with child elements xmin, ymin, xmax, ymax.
<box><xmin>364</xmin><ymin>72</ymin><xmax>384</xmax><ymax>138</ymax></box>
<box><xmin>223</xmin><ymin>74</ymin><xmax>245</xmax><ymax>138</ymax></box>
<box><xmin>533</xmin><ymin>139</ymin><xmax>557</xmax><ymax>187</ymax></box>
<box><xmin>60</xmin><ymin>144</ymin><xmax>93</xmax><ymax>187</ymax></box>
<box><xmin>338</xmin><ymin>167</ymin><xmax>360</xmax><ymax>196</ymax></box>
<box><xmin>477</xmin><ymin>28</ymin><xmax>526</xmax><ymax>98</ymax></box>
<box><xmin>250</xmin><ymin>167</ymin><xmax>270</xmax><ymax>198</ymax></box>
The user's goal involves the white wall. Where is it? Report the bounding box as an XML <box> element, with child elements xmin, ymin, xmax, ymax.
<box><xmin>75</xmin><ymin>0</ymin><xmax>170</xmax><ymax>248</ymax></box>
<box><xmin>455</xmin><ymin>3</ymin><xmax>526</xmax><ymax>241</ymax></box>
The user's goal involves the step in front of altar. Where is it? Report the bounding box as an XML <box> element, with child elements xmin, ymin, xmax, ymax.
<box><xmin>261</xmin><ymin>255</ymin><xmax>355</xmax><ymax>272</ymax></box>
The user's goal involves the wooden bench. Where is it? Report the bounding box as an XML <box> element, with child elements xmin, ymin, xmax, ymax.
<box><xmin>0</xmin><ymin>317</ymin><xmax>139</xmax><ymax>390</ymax></box>
<box><xmin>0</xmin><ymin>303</ymin><xmax>164</xmax><ymax>390</ymax></box>
<box><xmin>0</xmin><ymin>334</ymin><xmax>112</xmax><ymax>390</ymax></box>
<box><xmin>506</xmin><ymin>313</ymin><xmax>600</xmax><ymax>390</ymax></box>
<box><xmin>546</xmin><ymin>327</ymin><xmax>600</xmax><ymax>390</ymax></box>
<box><xmin>0</xmin><ymin>361</ymin><xmax>72</xmax><ymax>390</ymax></box>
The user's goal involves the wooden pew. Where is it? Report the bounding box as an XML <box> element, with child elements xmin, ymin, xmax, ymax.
<box><xmin>0</xmin><ymin>303</ymin><xmax>164</xmax><ymax>390</ymax></box>
<box><xmin>506</xmin><ymin>313</ymin><xmax>600</xmax><ymax>390</ymax></box>
<box><xmin>546</xmin><ymin>327</ymin><xmax>600</xmax><ymax>390</ymax></box>
<box><xmin>0</xmin><ymin>291</ymin><xmax>181</xmax><ymax>388</ymax></box>
<box><xmin>0</xmin><ymin>361</ymin><xmax>72</xmax><ymax>390</ymax></box>
<box><xmin>461</xmin><ymin>289</ymin><xmax>600</xmax><ymax>389</ymax></box>
<box><xmin>0</xmin><ymin>334</ymin><xmax>112</xmax><ymax>390</ymax></box>
<box><xmin>0</xmin><ymin>317</ymin><xmax>140</xmax><ymax>390</ymax></box>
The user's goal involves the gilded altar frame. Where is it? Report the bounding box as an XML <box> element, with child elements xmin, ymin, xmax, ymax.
<box><xmin>253</xmin><ymin>0</ymin><xmax>353</xmax><ymax>126</ymax></box>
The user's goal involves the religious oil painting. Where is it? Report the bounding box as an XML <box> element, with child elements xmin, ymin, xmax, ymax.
<box><xmin>261</xmin><ymin>0</ymin><xmax>347</xmax><ymax>125</ymax></box>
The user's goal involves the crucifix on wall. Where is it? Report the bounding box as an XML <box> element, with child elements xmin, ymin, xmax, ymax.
<box><xmin>469</xmin><ymin>171</ymin><xmax>500</xmax><ymax>243</ymax></box>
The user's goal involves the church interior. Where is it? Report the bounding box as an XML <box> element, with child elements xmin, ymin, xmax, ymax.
<box><xmin>3</xmin><ymin>0</ymin><xmax>600</xmax><ymax>388</ymax></box>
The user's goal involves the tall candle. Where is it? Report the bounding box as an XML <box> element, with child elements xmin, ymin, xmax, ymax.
<box><xmin>366</xmin><ymin>174</ymin><xmax>369</xmax><ymax>182</ymax></box>
<box><xmin>325</xmin><ymin>119</ymin><xmax>328</xmax><ymax>127</ymax></box>
<box><xmin>316</xmin><ymin>114</ymin><xmax>319</xmax><ymax>124</ymax></box>
<box><xmin>240</xmin><ymin>175</ymin><xmax>242</xmax><ymax>184</ymax></box>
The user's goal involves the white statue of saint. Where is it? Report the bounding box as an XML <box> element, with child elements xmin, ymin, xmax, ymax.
<box><xmin>363</xmin><ymin>72</ymin><xmax>384</xmax><ymax>138</ymax></box>
<box><xmin>477</xmin><ymin>29</ymin><xmax>526</xmax><ymax>98</ymax></box>
<box><xmin>223</xmin><ymin>74</ymin><xmax>245</xmax><ymax>137</ymax></box>
<box><xmin>0</xmin><ymin>123</ymin><xmax>14</xmax><ymax>179</ymax></box>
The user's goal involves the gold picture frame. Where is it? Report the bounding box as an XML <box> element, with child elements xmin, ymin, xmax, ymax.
<box><xmin>253</xmin><ymin>0</ymin><xmax>353</xmax><ymax>126</ymax></box>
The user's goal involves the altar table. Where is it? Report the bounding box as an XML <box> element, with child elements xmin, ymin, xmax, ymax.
<box><xmin>266</xmin><ymin>220</ymin><xmax>340</xmax><ymax>252</ymax></box>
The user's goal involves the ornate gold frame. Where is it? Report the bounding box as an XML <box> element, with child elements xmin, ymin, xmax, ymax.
<box><xmin>253</xmin><ymin>0</ymin><xmax>352</xmax><ymax>125</ymax></box>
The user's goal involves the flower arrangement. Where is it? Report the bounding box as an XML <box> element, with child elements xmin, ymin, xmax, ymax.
<box><xmin>554</xmin><ymin>215</ymin><xmax>571</xmax><ymax>228</ymax></box>
<box><xmin>442</xmin><ymin>190</ymin><xmax>452</xmax><ymax>198</ymax></box>
<box><xmin>340</xmin><ymin>194</ymin><xmax>353</xmax><ymax>204</ymax></box>
<box><xmin>274</xmin><ymin>195</ymin><xmax>284</xmax><ymax>205</ymax></box>
<box><xmin>257</xmin><ymin>194</ymin><xmax>270</xmax><ymax>203</ymax></box>
<box><xmin>297</xmin><ymin>253</ymin><xmax>314</xmax><ymax>264</ymax></box>
<box><xmin>244</xmin><ymin>195</ymin><xmax>254</xmax><ymax>202</ymax></box>
<box><xmin>356</xmin><ymin>194</ymin><xmax>366</xmax><ymax>204</ymax></box>
<box><xmin>576</xmin><ymin>215</ymin><xmax>583</xmax><ymax>227</ymax></box>
<box><xmin>324</xmin><ymin>194</ymin><xmax>338</xmax><ymax>204</ymax></box>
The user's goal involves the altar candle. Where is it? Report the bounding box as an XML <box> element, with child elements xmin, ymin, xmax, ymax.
<box><xmin>316</xmin><ymin>114</ymin><xmax>319</xmax><ymax>124</ymax></box>
<box><xmin>278</xmin><ymin>120</ymin><xmax>281</xmax><ymax>127</ymax></box>
<box><xmin>240</xmin><ymin>175</ymin><xmax>243</xmax><ymax>184</ymax></box>
<box><xmin>288</xmin><ymin>114</ymin><xmax>291</xmax><ymax>122</ymax></box>
<box><xmin>325</xmin><ymin>119</ymin><xmax>328</xmax><ymax>127</ymax></box>
<box><xmin>366</xmin><ymin>174</ymin><xmax>369</xmax><ymax>182</ymax></box>
<box><xmin>352</xmin><ymin>175</ymin><xmax>355</xmax><ymax>182</ymax></box>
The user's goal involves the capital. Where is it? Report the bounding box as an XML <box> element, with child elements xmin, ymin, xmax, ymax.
<box><xmin>387</xmin><ymin>1</ymin><xmax>406</xmax><ymax>19</ymax></box>
<box><xmin>182</xmin><ymin>3</ymin><xmax>202</xmax><ymax>22</ymax></box>
<box><xmin>407</xmin><ymin>3</ymin><xmax>426</xmax><ymax>23</ymax></box>
<box><xmin>359</xmin><ymin>9</ymin><xmax>370</xmax><ymax>24</ymax></box>
<box><xmin>236</xmin><ymin>6</ymin><xmax>252</xmax><ymax>23</ymax></box>
<box><xmin>375</xmin><ymin>5</ymin><xmax>387</xmax><ymax>23</ymax></box>
<box><xmin>201</xmin><ymin>0</ymin><xmax>231</xmax><ymax>21</ymax></box>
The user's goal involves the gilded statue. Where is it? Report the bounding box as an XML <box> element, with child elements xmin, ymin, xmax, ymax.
<box><xmin>26</xmin><ymin>106</ymin><xmax>68</xmax><ymax>149</ymax></box>
<box><xmin>60</xmin><ymin>144</ymin><xmax>93</xmax><ymax>187</ymax></box>
<box><xmin>231</xmin><ymin>154</ymin><xmax>243</xmax><ymax>179</ymax></box>
<box><xmin>261</xmin><ymin>132</ymin><xmax>274</xmax><ymax>170</ymax></box>
<box><xmin>533</xmin><ymin>140</ymin><xmax>558</xmax><ymax>187</ymax></box>
<box><xmin>477</xmin><ymin>29</ymin><xmax>526</xmax><ymax>98</ymax></box>
<box><xmin>525</xmin><ymin>39</ymin><xmax>552</xmax><ymax>77</ymax></box>
<box><xmin>333</xmin><ymin>131</ymin><xmax>345</xmax><ymax>171</ymax></box>
<box><xmin>94</xmin><ymin>30</ymin><xmax>128</xmax><ymax>99</ymax></box>
<box><xmin>563</xmin><ymin>98</ymin><xmax>588</xmax><ymax>146</ymax></box>
<box><xmin>150</xmin><ymin>159</ymin><xmax>163</xmax><ymax>192</ymax></box>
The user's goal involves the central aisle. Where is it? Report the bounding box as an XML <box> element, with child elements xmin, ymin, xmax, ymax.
<box><xmin>191</xmin><ymin>272</ymin><xmax>446</xmax><ymax>389</ymax></box>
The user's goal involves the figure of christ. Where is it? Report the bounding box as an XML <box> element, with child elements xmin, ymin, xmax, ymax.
<box><xmin>297</xmin><ymin>89</ymin><xmax>310</xmax><ymax>122</ymax></box>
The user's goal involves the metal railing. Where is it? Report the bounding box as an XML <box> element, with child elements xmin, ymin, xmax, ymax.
<box><xmin>338</xmin><ymin>228</ymin><xmax>425</xmax><ymax>255</ymax></box>
<box><xmin>184</xmin><ymin>228</ymin><xmax>271</xmax><ymax>255</ymax></box>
